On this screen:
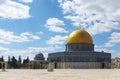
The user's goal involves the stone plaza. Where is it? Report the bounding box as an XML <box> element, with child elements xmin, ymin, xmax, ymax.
<box><xmin>0</xmin><ymin>69</ymin><xmax>120</xmax><ymax>80</ymax></box>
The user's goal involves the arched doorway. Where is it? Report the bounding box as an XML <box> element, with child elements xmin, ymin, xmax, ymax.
<box><xmin>101</xmin><ymin>62</ymin><xmax>105</xmax><ymax>69</ymax></box>
<box><xmin>54</xmin><ymin>62</ymin><xmax>57</xmax><ymax>69</ymax></box>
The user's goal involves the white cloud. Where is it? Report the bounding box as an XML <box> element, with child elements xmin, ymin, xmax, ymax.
<box><xmin>0</xmin><ymin>46</ymin><xmax>59</xmax><ymax>60</ymax></box>
<box><xmin>95</xmin><ymin>48</ymin><xmax>114</xmax><ymax>53</ymax></box>
<box><xmin>0</xmin><ymin>46</ymin><xmax>34</xmax><ymax>60</ymax></box>
<box><xmin>0</xmin><ymin>46</ymin><xmax>9</xmax><ymax>51</ymax></box>
<box><xmin>19</xmin><ymin>0</ymin><xmax>33</xmax><ymax>3</ymax></box>
<box><xmin>46</xmin><ymin>18</ymin><xmax>68</xmax><ymax>33</ymax></box>
<box><xmin>47</xmin><ymin>25</ymin><xmax>68</xmax><ymax>33</ymax></box>
<box><xmin>28</xmin><ymin>46</ymin><xmax>55</xmax><ymax>53</ymax></box>
<box><xmin>87</xmin><ymin>21</ymin><xmax>120</xmax><ymax>35</ymax></box>
<box><xmin>58</xmin><ymin>0</ymin><xmax>120</xmax><ymax>35</ymax></box>
<box><xmin>0</xmin><ymin>39</ymin><xmax>10</xmax><ymax>44</ymax></box>
<box><xmin>46</xmin><ymin>18</ymin><xmax>65</xmax><ymax>26</ymax></box>
<box><xmin>20</xmin><ymin>32</ymin><xmax>40</xmax><ymax>40</ymax></box>
<box><xmin>94</xmin><ymin>45</ymin><xmax>115</xmax><ymax>53</ymax></box>
<box><xmin>0</xmin><ymin>0</ymin><xmax>30</xmax><ymax>19</ymax></box>
<box><xmin>36</xmin><ymin>31</ymin><xmax>43</xmax><ymax>35</ymax></box>
<box><xmin>0</xmin><ymin>29</ymin><xmax>40</xmax><ymax>44</ymax></box>
<box><xmin>114</xmin><ymin>50</ymin><xmax>120</xmax><ymax>58</ymax></box>
<box><xmin>46</xmin><ymin>35</ymin><xmax>67</xmax><ymax>45</ymax></box>
<box><xmin>32</xmin><ymin>35</ymin><xmax>40</xmax><ymax>40</ymax></box>
<box><xmin>105</xmin><ymin>32</ymin><xmax>120</xmax><ymax>47</ymax></box>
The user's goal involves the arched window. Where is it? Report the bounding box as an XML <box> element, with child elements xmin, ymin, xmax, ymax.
<box><xmin>82</xmin><ymin>44</ymin><xmax>85</xmax><ymax>50</ymax></box>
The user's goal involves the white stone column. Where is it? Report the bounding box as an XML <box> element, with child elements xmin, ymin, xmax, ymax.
<box><xmin>48</xmin><ymin>63</ymin><xmax>54</xmax><ymax>72</ymax></box>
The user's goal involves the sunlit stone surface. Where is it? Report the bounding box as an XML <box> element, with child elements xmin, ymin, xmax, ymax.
<box><xmin>0</xmin><ymin>69</ymin><xmax>120</xmax><ymax>80</ymax></box>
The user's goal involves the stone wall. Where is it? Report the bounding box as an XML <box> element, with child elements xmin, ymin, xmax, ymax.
<box><xmin>53</xmin><ymin>62</ymin><xmax>111</xmax><ymax>69</ymax></box>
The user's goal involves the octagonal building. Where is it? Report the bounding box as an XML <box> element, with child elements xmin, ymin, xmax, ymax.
<box><xmin>48</xmin><ymin>29</ymin><xmax>111</xmax><ymax>69</ymax></box>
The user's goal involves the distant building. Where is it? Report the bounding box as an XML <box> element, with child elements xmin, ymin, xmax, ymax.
<box><xmin>112</xmin><ymin>57</ymin><xmax>120</xmax><ymax>68</ymax></box>
<box><xmin>30</xmin><ymin>53</ymin><xmax>47</xmax><ymax>69</ymax></box>
<box><xmin>48</xmin><ymin>29</ymin><xmax>111</xmax><ymax>69</ymax></box>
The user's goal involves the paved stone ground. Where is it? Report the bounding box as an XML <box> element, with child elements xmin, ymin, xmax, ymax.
<box><xmin>0</xmin><ymin>69</ymin><xmax>120</xmax><ymax>80</ymax></box>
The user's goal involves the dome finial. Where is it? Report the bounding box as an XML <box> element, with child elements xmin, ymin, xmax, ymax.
<box><xmin>78</xmin><ymin>23</ymin><xmax>83</xmax><ymax>29</ymax></box>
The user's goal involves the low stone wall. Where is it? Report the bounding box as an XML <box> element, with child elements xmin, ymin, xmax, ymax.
<box><xmin>54</xmin><ymin>62</ymin><xmax>111</xmax><ymax>69</ymax></box>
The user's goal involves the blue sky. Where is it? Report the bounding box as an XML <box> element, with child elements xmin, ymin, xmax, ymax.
<box><xmin>0</xmin><ymin>0</ymin><xmax>120</xmax><ymax>60</ymax></box>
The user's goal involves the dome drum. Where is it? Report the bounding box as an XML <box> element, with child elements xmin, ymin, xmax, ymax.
<box><xmin>66</xmin><ymin>43</ymin><xmax>94</xmax><ymax>51</ymax></box>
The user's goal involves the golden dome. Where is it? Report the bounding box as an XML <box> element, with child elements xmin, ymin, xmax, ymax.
<box><xmin>67</xmin><ymin>29</ymin><xmax>93</xmax><ymax>44</ymax></box>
